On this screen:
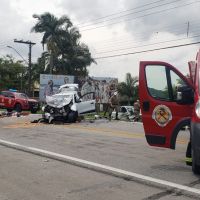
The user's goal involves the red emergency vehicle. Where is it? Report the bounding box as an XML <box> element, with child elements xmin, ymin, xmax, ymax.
<box><xmin>139</xmin><ymin>49</ymin><xmax>200</xmax><ymax>174</ymax></box>
<box><xmin>0</xmin><ymin>91</ymin><xmax>39</xmax><ymax>113</ymax></box>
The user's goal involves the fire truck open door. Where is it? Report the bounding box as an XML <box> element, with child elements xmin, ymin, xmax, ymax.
<box><xmin>139</xmin><ymin>61</ymin><xmax>194</xmax><ymax>149</ymax></box>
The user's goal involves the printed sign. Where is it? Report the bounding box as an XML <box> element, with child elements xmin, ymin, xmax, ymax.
<box><xmin>39</xmin><ymin>74</ymin><xmax>74</xmax><ymax>101</ymax></box>
<box><xmin>40</xmin><ymin>74</ymin><xmax>118</xmax><ymax>103</ymax></box>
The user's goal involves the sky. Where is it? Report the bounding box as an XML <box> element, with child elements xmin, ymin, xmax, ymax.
<box><xmin>0</xmin><ymin>0</ymin><xmax>200</xmax><ymax>81</ymax></box>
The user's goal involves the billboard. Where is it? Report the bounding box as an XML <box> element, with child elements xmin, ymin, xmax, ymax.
<box><xmin>39</xmin><ymin>74</ymin><xmax>74</xmax><ymax>101</ymax></box>
<box><xmin>74</xmin><ymin>76</ymin><xmax>118</xmax><ymax>103</ymax></box>
<box><xmin>40</xmin><ymin>74</ymin><xmax>118</xmax><ymax>103</ymax></box>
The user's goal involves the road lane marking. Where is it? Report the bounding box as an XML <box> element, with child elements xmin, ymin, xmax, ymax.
<box><xmin>2</xmin><ymin>122</ymin><xmax>188</xmax><ymax>144</ymax></box>
<box><xmin>0</xmin><ymin>139</ymin><xmax>198</xmax><ymax>197</ymax></box>
<box><xmin>64</xmin><ymin>125</ymin><xmax>188</xmax><ymax>144</ymax></box>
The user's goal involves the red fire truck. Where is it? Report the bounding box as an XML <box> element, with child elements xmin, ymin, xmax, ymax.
<box><xmin>139</xmin><ymin>49</ymin><xmax>200</xmax><ymax>174</ymax></box>
<box><xmin>0</xmin><ymin>91</ymin><xmax>39</xmax><ymax>113</ymax></box>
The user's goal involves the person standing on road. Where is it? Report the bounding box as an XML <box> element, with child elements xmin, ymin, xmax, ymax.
<box><xmin>133</xmin><ymin>99</ymin><xmax>140</xmax><ymax>122</ymax></box>
<box><xmin>108</xmin><ymin>91</ymin><xmax>119</xmax><ymax>121</ymax></box>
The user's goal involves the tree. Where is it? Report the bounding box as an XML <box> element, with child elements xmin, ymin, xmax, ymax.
<box><xmin>0</xmin><ymin>55</ymin><xmax>26</xmax><ymax>91</ymax></box>
<box><xmin>31</xmin><ymin>12</ymin><xmax>72</xmax><ymax>74</ymax></box>
<box><xmin>117</xmin><ymin>73</ymin><xmax>138</xmax><ymax>105</ymax></box>
<box><xmin>31</xmin><ymin>12</ymin><xmax>95</xmax><ymax>76</ymax></box>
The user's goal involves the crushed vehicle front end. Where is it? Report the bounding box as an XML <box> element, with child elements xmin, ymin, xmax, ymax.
<box><xmin>42</xmin><ymin>94</ymin><xmax>76</xmax><ymax>123</ymax></box>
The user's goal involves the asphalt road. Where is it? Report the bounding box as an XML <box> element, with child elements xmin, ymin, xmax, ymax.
<box><xmin>0</xmin><ymin>114</ymin><xmax>199</xmax><ymax>200</ymax></box>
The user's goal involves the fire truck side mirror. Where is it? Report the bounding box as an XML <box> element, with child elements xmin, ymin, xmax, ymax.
<box><xmin>177</xmin><ymin>92</ymin><xmax>182</xmax><ymax>101</ymax></box>
<box><xmin>176</xmin><ymin>86</ymin><xmax>194</xmax><ymax>105</ymax></box>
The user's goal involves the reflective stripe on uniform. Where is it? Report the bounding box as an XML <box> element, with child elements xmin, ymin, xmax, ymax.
<box><xmin>185</xmin><ymin>157</ymin><xmax>192</xmax><ymax>163</ymax></box>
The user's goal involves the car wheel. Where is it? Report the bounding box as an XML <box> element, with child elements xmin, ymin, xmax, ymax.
<box><xmin>192</xmin><ymin>148</ymin><xmax>200</xmax><ymax>174</ymax></box>
<box><xmin>7</xmin><ymin>108</ymin><xmax>13</xmax><ymax>112</ymax></box>
<box><xmin>15</xmin><ymin>103</ymin><xmax>22</xmax><ymax>113</ymax></box>
<box><xmin>68</xmin><ymin>111</ymin><xmax>78</xmax><ymax>123</ymax></box>
<box><xmin>31</xmin><ymin>109</ymin><xmax>37</xmax><ymax>114</ymax></box>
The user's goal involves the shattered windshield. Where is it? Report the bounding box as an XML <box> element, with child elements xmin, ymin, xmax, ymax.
<box><xmin>46</xmin><ymin>94</ymin><xmax>73</xmax><ymax>108</ymax></box>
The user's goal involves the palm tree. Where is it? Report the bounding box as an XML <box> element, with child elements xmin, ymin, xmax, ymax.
<box><xmin>31</xmin><ymin>12</ymin><xmax>72</xmax><ymax>74</ymax></box>
<box><xmin>117</xmin><ymin>73</ymin><xmax>138</xmax><ymax>105</ymax></box>
<box><xmin>31</xmin><ymin>12</ymin><xmax>96</xmax><ymax>76</ymax></box>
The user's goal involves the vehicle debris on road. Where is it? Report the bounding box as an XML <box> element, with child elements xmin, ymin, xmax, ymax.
<box><xmin>0</xmin><ymin>111</ymin><xmax>29</xmax><ymax>118</ymax></box>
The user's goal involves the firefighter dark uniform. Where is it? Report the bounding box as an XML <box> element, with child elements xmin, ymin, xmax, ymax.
<box><xmin>186</xmin><ymin>140</ymin><xmax>192</xmax><ymax>166</ymax></box>
<box><xmin>133</xmin><ymin>100</ymin><xmax>140</xmax><ymax>122</ymax></box>
<box><xmin>185</xmin><ymin>124</ymin><xmax>192</xmax><ymax>166</ymax></box>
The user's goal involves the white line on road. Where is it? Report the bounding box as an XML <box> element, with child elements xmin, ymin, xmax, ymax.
<box><xmin>0</xmin><ymin>139</ymin><xmax>199</xmax><ymax>198</ymax></box>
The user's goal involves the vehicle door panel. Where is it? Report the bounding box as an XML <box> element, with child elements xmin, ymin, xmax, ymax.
<box><xmin>1</xmin><ymin>92</ymin><xmax>10</xmax><ymax>108</ymax></box>
<box><xmin>7</xmin><ymin>93</ymin><xmax>15</xmax><ymax>108</ymax></box>
<box><xmin>76</xmin><ymin>92</ymin><xmax>95</xmax><ymax>114</ymax></box>
<box><xmin>139</xmin><ymin>61</ymin><xmax>194</xmax><ymax>149</ymax></box>
<box><xmin>76</xmin><ymin>100</ymin><xmax>95</xmax><ymax>114</ymax></box>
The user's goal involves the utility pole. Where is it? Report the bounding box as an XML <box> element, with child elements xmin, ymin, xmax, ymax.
<box><xmin>14</xmin><ymin>39</ymin><xmax>36</xmax><ymax>96</ymax></box>
<box><xmin>187</xmin><ymin>22</ymin><xmax>190</xmax><ymax>38</ymax></box>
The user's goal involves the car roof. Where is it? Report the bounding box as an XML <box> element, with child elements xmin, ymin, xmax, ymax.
<box><xmin>54</xmin><ymin>91</ymin><xmax>77</xmax><ymax>95</ymax></box>
<box><xmin>59</xmin><ymin>84</ymin><xmax>79</xmax><ymax>90</ymax></box>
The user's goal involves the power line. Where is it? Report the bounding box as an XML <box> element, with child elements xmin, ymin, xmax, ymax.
<box><xmin>7</xmin><ymin>45</ymin><xmax>28</xmax><ymax>64</ymax></box>
<box><xmin>91</xmin><ymin>23</ymin><xmax>200</xmax><ymax>52</ymax></box>
<box><xmin>76</xmin><ymin>0</ymin><xmax>168</xmax><ymax>26</ymax></box>
<box><xmin>79</xmin><ymin>0</ymin><xmax>184</xmax><ymax>28</ymax></box>
<box><xmin>94</xmin><ymin>41</ymin><xmax>200</xmax><ymax>60</ymax></box>
<box><xmin>91</xmin><ymin>20</ymin><xmax>200</xmax><ymax>48</ymax></box>
<box><xmin>81</xmin><ymin>1</ymin><xmax>199</xmax><ymax>32</ymax></box>
<box><xmin>94</xmin><ymin>34</ymin><xmax>200</xmax><ymax>55</ymax></box>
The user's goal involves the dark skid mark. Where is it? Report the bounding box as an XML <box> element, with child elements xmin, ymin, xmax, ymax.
<box><xmin>143</xmin><ymin>180</ymin><xmax>200</xmax><ymax>200</ymax></box>
<box><xmin>151</xmin><ymin>165</ymin><xmax>188</xmax><ymax>172</ymax></box>
<box><xmin>142</xmin><ymin>190</ymin><xmax>173</xmax><ymax>200</ymax></box>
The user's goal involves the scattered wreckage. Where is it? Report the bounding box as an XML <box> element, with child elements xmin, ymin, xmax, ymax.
<box><xmin>42</xmin><ymin>84</ymin><xmax>96</xmax><ymax>123</ymax></box>
<box><xmin>111</xmin><ymin>106</ymin><xmax>142</xmax><ymax>121</ymax></box>
<box><xmin>0</xmin><ymin>110</ymin><xmax>29</xmax><ymax>118</ymax></box>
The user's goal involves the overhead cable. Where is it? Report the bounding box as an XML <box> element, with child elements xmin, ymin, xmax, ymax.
<box><xmin>94</xmin><ymin>41</ymin><xmax>200</xmax><ymax>60</ymax></box>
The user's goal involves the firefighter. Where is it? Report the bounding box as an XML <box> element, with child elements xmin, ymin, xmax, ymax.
<box><xmin>133</xmin><ymin>99</ymin><xmax>140</xmax><ymax>122</ymax></box>
<box><xmin>185</xmin><ymin>127</ymin><xmax>192</xmax><ymax>166</ymax></box>
<box><xmin>186</xmin><ymin>140</ymin><xmax>192</xmax><ymax>166</ymax></box>
<box><xmin>108</xmin><ymin>91</ymin><xmax>119</xmax><ymax>121</ymax></box>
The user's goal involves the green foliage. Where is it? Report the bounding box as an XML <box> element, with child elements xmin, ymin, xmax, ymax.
<box><xmin>1</xmin><ymin>13</ymin><xmax>96</xmax><ymax>95</ymax></box>
<box><xmin>32</xmin><ymin>12</ymin><xmax>95</xmax><ymax>76</ymax></box>
<box><xmin>0</xmin><ymin>55</ymin><xmax>26</xmax><ymax>91</ymax></box>
<box><xmin>117</xmin><ymin>73</ymin><xmax>139</xmax><ymax>105</ymax></box>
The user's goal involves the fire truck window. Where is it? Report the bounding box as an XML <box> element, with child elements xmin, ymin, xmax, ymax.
<box><xmin>146</xmin><ymin>65</ymin><xmax>170</xmax><ymax>100</ymax></box>
<box><xmin>170</xmin><ymin>70</ymin><xmax>187</xmax><ymax>100</ymax></box>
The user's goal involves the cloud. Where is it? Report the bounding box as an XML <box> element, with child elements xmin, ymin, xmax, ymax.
<box><xmin>122</xmin><ymin>0</ymin><xmax>200</xmax><ymax>40</ymax></box>
<box><xmin>60</xmin><ymin>0</ymin><xmax>123</xmax><ymax>24</ymax></box>
<box><xmin>0</xmin><ymin>0</ymin><xmax>199</xmax><ymax>82</ymax></box>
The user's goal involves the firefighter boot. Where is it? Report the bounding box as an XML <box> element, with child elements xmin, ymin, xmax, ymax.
<box><xmin>185</xmin><ymin>141</ymin><xmax>192</xmax><ymax>166</ymax></box>
<box><xmin>109</xmin><ymin>113</ymin><xmax>111</xmax><ymax>121</ymax></box>
<box><xmin>115</xmin><ymin>113</ymin><xmax>119</xmax><ymax>120</ymax></box>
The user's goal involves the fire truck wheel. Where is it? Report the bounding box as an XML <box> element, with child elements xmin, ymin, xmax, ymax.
<box><xmin>15</xmin><ymin>103</ymin><xmax>22</xmax><ymax>113</ymax></box>
<box><xmin>192</xmin><ymin>149</ymin><xmax>200</xmax><ymax>174</ymax></box>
